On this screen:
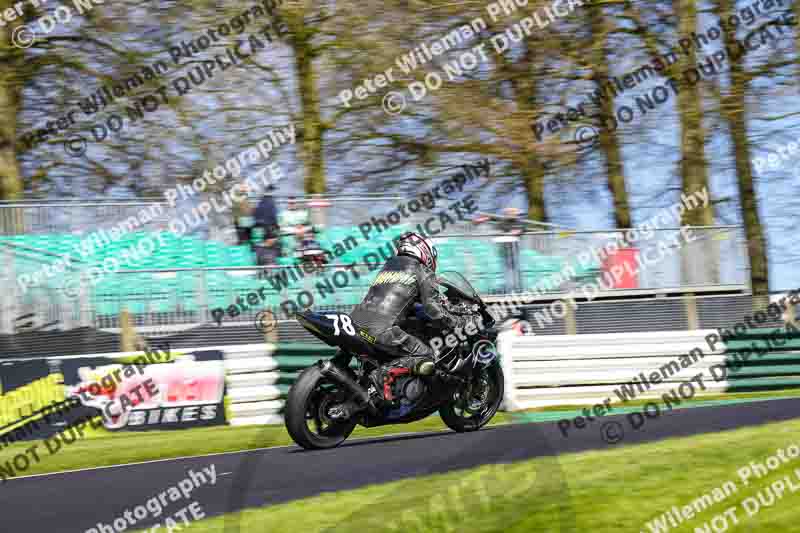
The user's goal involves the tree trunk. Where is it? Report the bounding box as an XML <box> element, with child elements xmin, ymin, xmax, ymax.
<box><xmin>675</xmin><ymin>0</ymin><xmax>717</xmax><ymax>286</ymax></box>
<box><xmin>514</xmin><ymin>41</ymin><xmax>547</xmax><ymax>223</ymax></box>
<box><xmin>676</xmin><ymin>2</ymin><xmax>713</xmax><ymax>228</ymax></box>
<box><xmin>0</xmin><ymin>4</ymin><xmax>25</xmax><ymax>233</ymax></box>
<box><xmin>286</xmin><ymin>5</ymin><xmax>326</xmax><ymax>195</ymax></box>
<box><xmin>795</xmin><ymin>1</ymin><xmax>800</xmax><ymax>81</ymax></box>
<box><xmin>522</xmin><ymin>160</ymin><xmax>547</xmax><ymax>222</ymax></box>
<box><xmin>717</xmin><ymin>0</ymin><xmax>770</xmax><ymax>296</ymax></box>
<box><xmin>735</xmin><ymin>149</ymin><xmax>770</xmax><ymax>295</ymax></box>
<box><xmin>589</xmin><ymin>4</ymin><xmax>631</xmax><ymax>233</ymax></box>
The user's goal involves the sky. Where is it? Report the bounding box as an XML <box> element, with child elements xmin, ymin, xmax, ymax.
<box><xmin>15</xmin><ymin>0</ymin><xmax>800</xmax><ymax>294</ymax></box>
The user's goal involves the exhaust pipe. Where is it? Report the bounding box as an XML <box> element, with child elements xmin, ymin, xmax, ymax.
<box><xmin>319</xmin><ymin>361</ymin><xmax>378</xmax><ymax>415</ymax></box>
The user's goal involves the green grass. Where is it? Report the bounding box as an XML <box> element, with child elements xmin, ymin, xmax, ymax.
<box><xmin>0</xmin><ymin>412</ymin><xmax>514</xmax><ymax>479</ymax></box>
<box><xmin>515</xmin><ymin>387</ymin><xmax>800</xmax><ymax>414</ymax></box>
<box><xmin>156</xmin><ymin>417</ymin><xmax>800</xmax><ymax>533</ymax></box>
<box><xmin>3</xmin><ymin>386</ymin><xmax>798</xmax><ymax>481</ymax></box>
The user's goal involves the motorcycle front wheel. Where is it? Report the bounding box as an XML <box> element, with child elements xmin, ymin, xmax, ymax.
<box><xmin>439</xmin><ymin>360</ymin><xmax>504</xmax><ymax>432</ymax></box>
<box><xmin>285</xmin><ymin>365</ymin><xmax>358</xmax><ymax>450</ymax></box>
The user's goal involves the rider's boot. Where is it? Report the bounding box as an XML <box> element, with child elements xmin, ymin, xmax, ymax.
<box><xmin>367</xmin><ymin>356</ymin><xmax>435</xmax><ymax>404</ymax></box>
<box><xmin>392</xmin><ymin>356</ymin><xmax>435</xmax><ymax>376</ymax></box>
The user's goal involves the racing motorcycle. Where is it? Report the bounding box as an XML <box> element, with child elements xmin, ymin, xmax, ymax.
<box><xmin>285</xmin><ymin>271</ymin><xmax>504</xmax><ymax>450</ymax></box>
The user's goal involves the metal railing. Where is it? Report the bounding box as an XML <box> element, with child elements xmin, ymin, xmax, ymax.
<box><xmin>0</xmin><ymin>199</ymin><xmax>176</xmax><ymax>235</ymax></box>
<box><xmin>0</xmin><ymin>192</ymin><xmax>477</xmax><ymax>239</ymax></box>
<box><xmin>0</xmin><ymin>226</ymin><xmax>750</xmax><ymax>334</ymax></box>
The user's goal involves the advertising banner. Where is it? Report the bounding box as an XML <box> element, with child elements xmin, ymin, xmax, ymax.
<box><xmin>64</xmin><ymin>350</ymin><xmax>227</xmax><ymax>430</ymax></box>
<box><xmin>0</xmin><ymin>347</ymin><xmax>227</xmax><ymax>442</ymax></box>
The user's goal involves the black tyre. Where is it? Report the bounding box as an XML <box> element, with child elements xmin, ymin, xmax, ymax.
<box><xmin>284</xmin><ymin>365</ymin><xmax>358</xmax><ymax>450</ymax></box>
<box><xmin>439</xmin><ymin>361</ymin><xmax>504</xmax><ymax>432</ymax></box>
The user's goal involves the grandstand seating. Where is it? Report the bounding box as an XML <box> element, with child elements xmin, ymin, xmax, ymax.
<box><xmin>2</xmin><ymin>228</ymin><xmax>602</xmax><ymax>317</ymax></box>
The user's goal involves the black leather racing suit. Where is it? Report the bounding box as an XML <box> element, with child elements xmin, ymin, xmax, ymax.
<box><xmin>349</xmin><ymin>254</ymin><xmax>475</xmax><ymax>361</ymax></box>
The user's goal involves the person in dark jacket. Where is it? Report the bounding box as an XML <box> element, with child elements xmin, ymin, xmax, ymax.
<box><xmin>254</xmin><ymin>187</ymin><xmax>279</xmax><ymax>235</ymax></box>
<box><xmin>347</xmin><ymin>232</ymin><xmax>481</xmax><ymax>397</ymax></box>
<box><xmin>253</xmin><ymin>187</ymin><xmax>281</xmax><ymax>277</ymax></box>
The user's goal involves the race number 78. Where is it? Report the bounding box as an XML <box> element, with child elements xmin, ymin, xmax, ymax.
<box><xmin>325</xmin><ymin>314</ymin><xmax>356</xmax><ymax>336</ymax></box>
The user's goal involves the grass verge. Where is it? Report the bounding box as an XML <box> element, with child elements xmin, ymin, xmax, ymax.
<box><xmin>516</xmin><ymin>387</ymin><xmax>800</xmax><ymax>414</ymax></box>
<box><xmin>161</xmin><ymin>417</ymin><xmax>800</xmax><ymax>532</ymax></box>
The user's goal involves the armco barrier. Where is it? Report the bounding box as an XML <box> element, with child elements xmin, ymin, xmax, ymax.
<box><xmin>7</xmin><ymin>328</ymin><xmax>798</xmax><ymax>429</ymax></box>
<box><xmin>217</xmin><ymin>343</ymin><xmax>281</xmax><ymax>426</ymax></box>
<box><xmin>225</xmin><ymin>343</ymin><xmax>337</xmax><ymax>426</ymax></box>
<box><xmin>500</xmin><ymin>327</ymin><xmax>800</xmax><ymax>410</ymax></box>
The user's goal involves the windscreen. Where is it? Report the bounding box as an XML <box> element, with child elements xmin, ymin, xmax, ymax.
<box><xmin>436</xmin><ymin>271</ymin><xmax>481</xmax><ymax>302</ymax></box>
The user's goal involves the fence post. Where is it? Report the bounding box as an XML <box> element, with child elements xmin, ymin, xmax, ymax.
<box><xmin>0</xmin><ymin>247</ymin><xmax>17</xmax><ymax>334</ymax></box>
<box><xmin>199</xmin><ymin>269</ymin><xmax>209</xmax><ymax>325</ymax></box>
<box><xmin>741</xmin><ymin>227</ymin><xmax>752</xmax><ymax>294</ymax></box>
<box><xmin>684</xmin><ymin>294</ymin><xmax>699</xmax><ymax>330</ymax></box>
<box><xmin>265</xmin><ymin>316</ymin><xmax>278</xmax><ymax>344</ymax></box>
<box><xmin>752</xmin><ymin>294</ymin><xmax>769</xmax><ymax>316</ymax></box>
<box><xmin>120</xmin><ymin>308</ymin><xmax>137</xmax><ymax>352</ymax></box>
<box><xmin>77</xmin><ymin>272</ymin><xmax>92</xmax><ymax>328</ymax></box>
<box><xmin>564</xmin><ymin>299</ymin><xmax>577</xmax><ymax>335</ymax></box>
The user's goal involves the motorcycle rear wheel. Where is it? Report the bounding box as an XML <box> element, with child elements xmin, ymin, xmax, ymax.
<box><xmin>439</xmin><ymin>361</ymin><xmax>504</xmax><ymax>432</ymax></box>
<box><xmin>285</xmin><ymin>365</ymin><xmax>358</xmax><ymax>450</ymax></box>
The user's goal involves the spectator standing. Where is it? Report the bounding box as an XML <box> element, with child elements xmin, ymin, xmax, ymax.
<box><xmin>497</xmin><ymin>208</ymin><xmax>525</xmax><ymax>292</ymax></box>
<box><xmin>279</xmin><ymin>196</ymin><xmax>309</xmax><ymax>257</ymax></box>
<box><xmin>279</xmin><ymin>196</ymin><xmax>327</xmax><ymax>270</ymax></box>
<box><xmin>232</xmin><ymin>183</ymin><xmax>255</xmax><ymax>246</ymax></box>
<box><xmin>253</xmin><ymin>185</ymin><xmax>281</xmax><ymax>278</ymax></box>
<box><xmin>473</xmin><ymin>207</ymin><xmax>526</xmax><ymax>292</ymax></box>
<box><xmin>497</xmin><ymin>207</ymin><xmax>526</xmax><ymax>236</ymax></box>
<box><xmin>278</xmin><ymin>196</ymin><xmax>311</xmax><ymax>237</ymax></box>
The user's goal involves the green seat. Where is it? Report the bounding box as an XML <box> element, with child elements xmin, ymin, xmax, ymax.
<box><xmin>227</xmin><ymin>245</ymin><xmax>252</xmax><ymax>266</ymax></box>
<box><xmin>177</xmin><ymin>272</ymin><xmax>198</xmax><ymax>311</ymax></box>
<box><xmin>148</xmin><ymin>273</ymin><xmax>178</xmax><ymax>312</ymax></box>
<box><xmin>204</xmin><ymin>272</ymin><xmax>231</xmax><ymax>309</ymax></box>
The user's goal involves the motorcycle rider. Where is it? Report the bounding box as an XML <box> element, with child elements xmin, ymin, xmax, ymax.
<box><xmin>342</xmin><ymin>232</ymin><xmax>481</xmax><ymax>402</ymax></box>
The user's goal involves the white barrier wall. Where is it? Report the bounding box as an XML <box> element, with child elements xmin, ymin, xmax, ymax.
<box><xmin>7</xmin><ymin>343</ymin><xmax>286</xmax><ymax>427</ymax></box>
<box><xmin>217</xmin><ymin>343</ymin><xmax>284</xmax><ymax>426</ymax></box>
<box><xmin>499</xmin><ymin>330</ymin><xmax>728</xmax><ymax>410</ymax></box>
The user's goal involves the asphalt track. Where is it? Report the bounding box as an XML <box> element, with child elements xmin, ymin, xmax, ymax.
<box><xmin>2</xmin><ymin>397</ymin><xmax>800</xmax><ymax>532</ymax></box>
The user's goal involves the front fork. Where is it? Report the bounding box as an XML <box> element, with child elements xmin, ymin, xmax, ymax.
<box><xmin>446</xmin><ymin>355</ymin><xmax>490</xmax><ymax>412</ymax></box>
